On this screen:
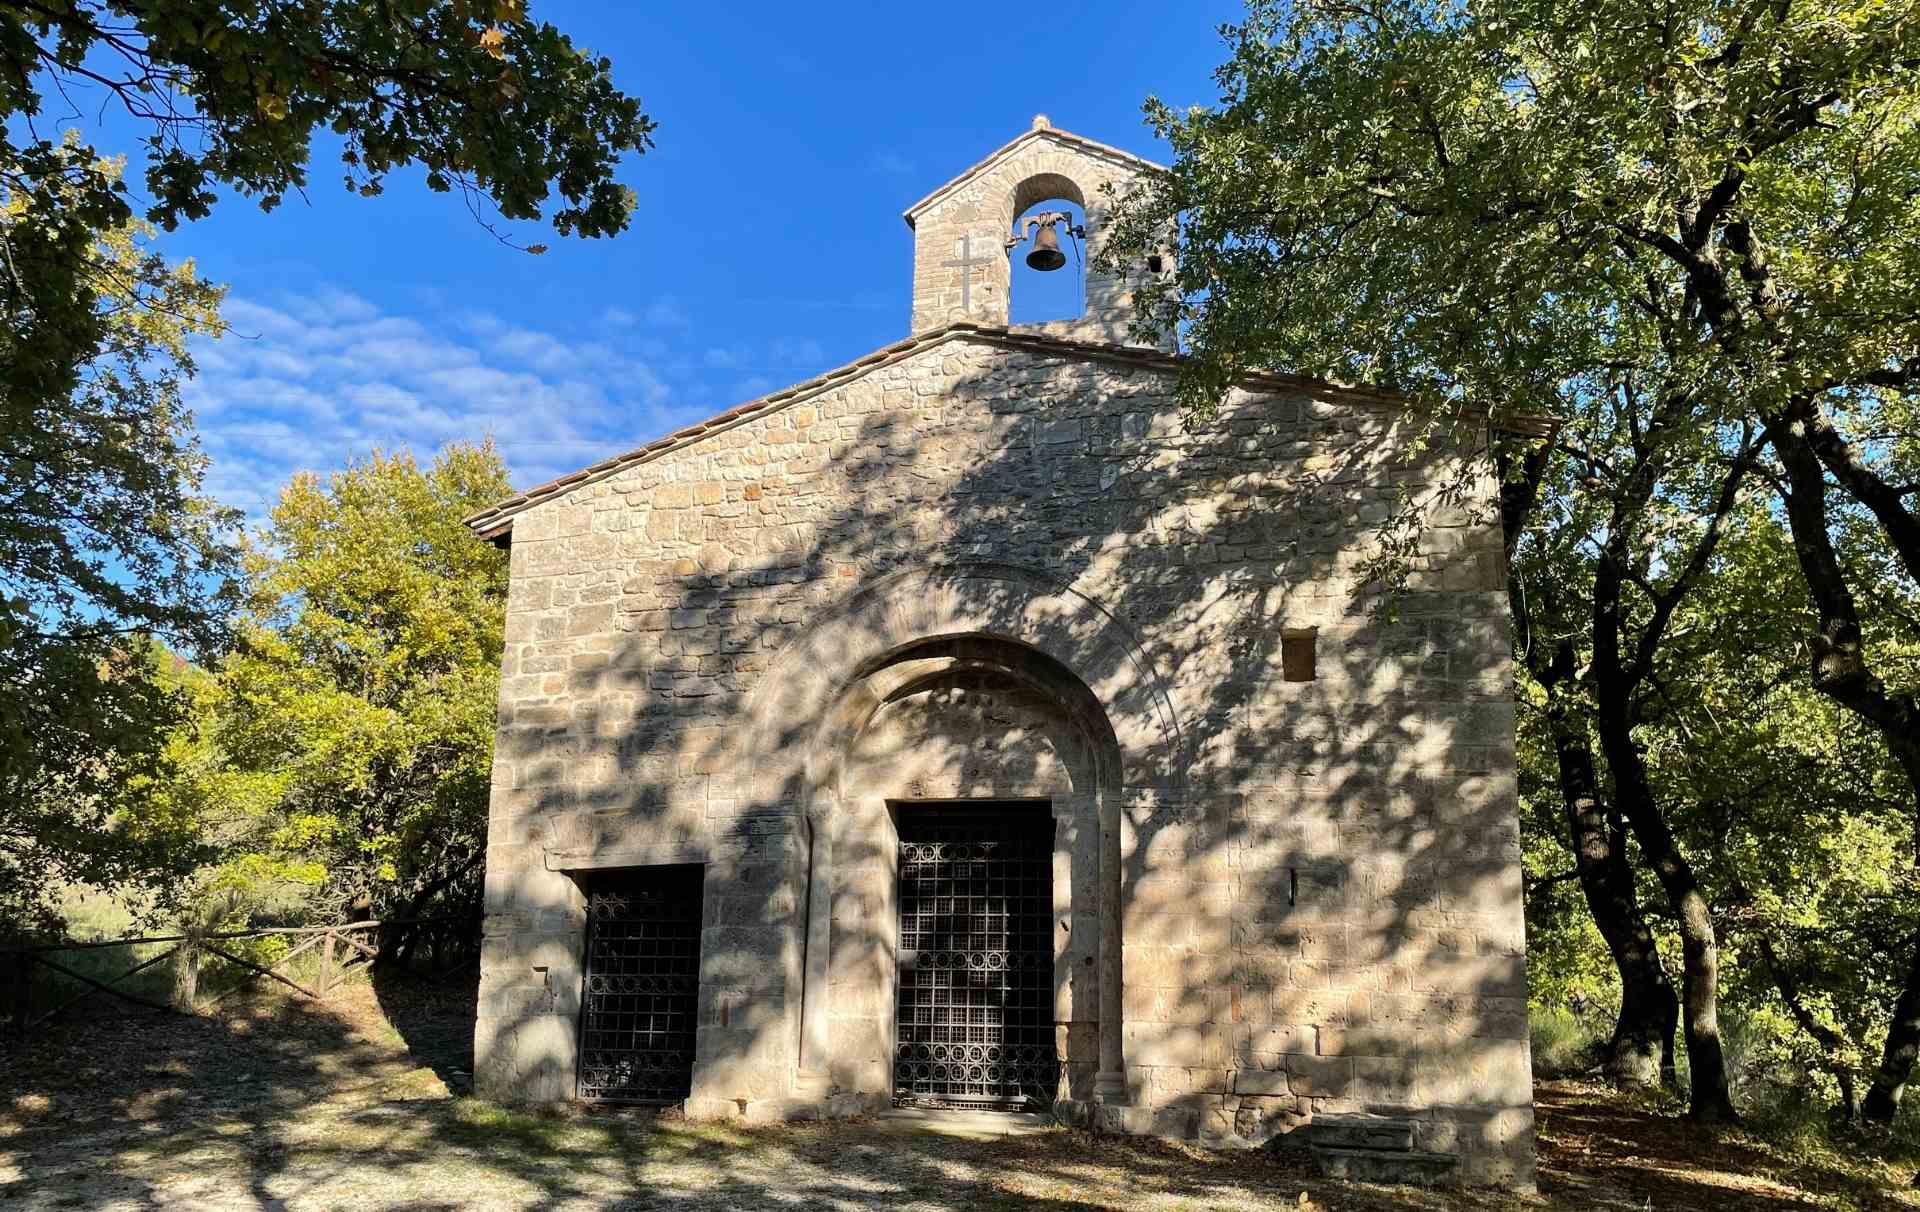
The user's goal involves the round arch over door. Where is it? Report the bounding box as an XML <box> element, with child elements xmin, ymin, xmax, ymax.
<box><xmin>735</xmin><ymin>563</ymin><xmax>1186</xmax><ymax>1110</ymax></box>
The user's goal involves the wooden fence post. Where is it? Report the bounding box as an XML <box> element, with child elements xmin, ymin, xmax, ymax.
<box><xmin>170</xmin><ymin>939</ymin><xmax>200</xmax><ymax>1012</ymax></box>
<box><xmin>9</xmin><ymin>952</ymin><xmax>31</xmax><ymax>1042</ymax></box>
<box><xmin>319</xmin><ymin>931</ymin><xmax>336</xmax><ymax>998</ymax></box>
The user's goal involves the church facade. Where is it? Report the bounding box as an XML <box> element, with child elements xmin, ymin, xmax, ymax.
<box><xmin>467</xmin><ymin>118</ymin><xmax>1535</xmax><ymax>1187</ymax></box>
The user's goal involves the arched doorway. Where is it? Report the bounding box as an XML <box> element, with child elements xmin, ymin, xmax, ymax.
<box><xmin>719</xmin><ymin>564</ymin><xmax>1184</xmax><ymax>1116</ymax></box>
<box><xmin>811</xmin><ymin>635</ymin><xmax>1115</xmax><ymax>1110</ymax></box>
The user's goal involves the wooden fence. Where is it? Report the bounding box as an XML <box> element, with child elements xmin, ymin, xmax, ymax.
<box><xmin>1</xmin><ymin>917</ymin><xmax>477</xmax><ymax>1043</ymax></box>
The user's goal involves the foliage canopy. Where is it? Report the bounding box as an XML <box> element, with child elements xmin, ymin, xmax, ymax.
<box><xmin>0</xmin><ymin>155</ymin><xmax>234</xmax><ymax>933</ymax></box>
<box><xmin>1105</xmin><ymin>0</ymin><xmax>1920</xmax><ymax>1119</ymax></box>
<box><xmin>196</xmin><ymin>445</ymin><xmax>511</xmax><ymax>922</ymax></box>
<box><xmin>0</xmin><ymin>1</ymin><xmax>651</xmax><ymax>931</ymax></box>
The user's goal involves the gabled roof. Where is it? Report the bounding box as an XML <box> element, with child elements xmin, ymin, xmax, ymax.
<box><xmin>462</xmin><ymin>322</ymin><xmax>1547</xmax><ymax>543</ymax></box>
<box><xmin>901</xmin><ymin>118</ymin><xmax>1167</xmax><ymax>228</ymax></box>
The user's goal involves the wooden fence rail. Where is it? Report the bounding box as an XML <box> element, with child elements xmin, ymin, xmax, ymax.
<box><xmin>1</xmin><ymin>917</ymin><xmax>477</xmax><ymax>1043</ymax></box>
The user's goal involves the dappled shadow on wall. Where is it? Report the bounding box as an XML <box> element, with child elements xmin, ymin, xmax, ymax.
<box><xmin>478</xmin><ymin>343</ymin><xmax>1528</xmax><ymax>1181</ymax></box>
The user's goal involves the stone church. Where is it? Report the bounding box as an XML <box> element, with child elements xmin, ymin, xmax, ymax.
<box><xmin>466</xmin><ymin>117</ymin><xmax>1535</xmax><ymax>1187</ymax></box>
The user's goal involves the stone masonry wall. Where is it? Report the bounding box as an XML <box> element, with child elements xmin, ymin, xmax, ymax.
<box><xmin>476</xmin><ymin>333</ymin><xmax>1534</xmax><ymax>1186</ymax></box>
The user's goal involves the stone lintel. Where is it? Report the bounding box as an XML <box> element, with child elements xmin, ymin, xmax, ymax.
<box><xmin>545</xmin><ymin>841</ymin><xmax>710</xmax><ymax>872</ymax></box>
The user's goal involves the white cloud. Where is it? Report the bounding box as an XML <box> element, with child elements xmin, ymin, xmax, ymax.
<box><xmin>184</xmin><ymin>285</ymin><xmax>844</xmax><ymax>525</ymax></box>
<box><xmin>338</xmin><ymin>333</ymin><xmax>480</xmax><ymax>374</ymax></box>
<box><xmin>603</xmin><ymin>299</ymin><xmax>687</xmax><ymax>329</ymax></box>
<box><xmin>643</xmin><ymin>299</ymin><xmax>689</xmax><ymax>328</ymax></box>
<box><xmin>287</xmin><ymin>287</ymin><xmax>382</xmax><ymax>325</ymax></box>
<box><xmin>184</xmin><ymin>287</ymin><xmax>710</xmax><ymax>521</ymax></box>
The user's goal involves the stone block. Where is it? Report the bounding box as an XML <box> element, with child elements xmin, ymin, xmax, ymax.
<box><xmin>1196</xmin><ymin>1105</ymin><xmax>1243</xmax><ymax>1148</ymax></box>
<box><xmin>1124</xmin><ymin>1024</ymin><xmax>1227</xmax><ymax>1069</ymax></box>
<box><xmin>1311</xmin><ymin>1115</ymin><xmax>1415</xmax><ymax>1151</ymax></box>
<box><xmin>1238</xmin><ymin>1023</ymin><xmax>1318</xmax><ymax>1060</ymax></box>
<box><xmin>567</xmin><ymin>603</ymin><xmax>614</xmax><ymax>636</ymax></box>
<box><xmin>1233</xmin><ymin>1069</ymin><xmax>1289</xmax><ymax>1096</ymax></box>
<box><xmin>1315</xmin><ymin>1027</ymin><xmax>1410</xmax><ymax>1057</ymax></box>
<box><xmin>1096</xmin><ymin>1103</ymin><xmax>1158</xmax><ymax>1136</ymax></box>
<box><xmin>1146</xmin><ymin>1101</ymin><xmax>1201</xmax><ymax>1138</ymax></box>
<box><xmin>1235</xmin><ymin>1094</ymin><xmax>1311</xmax><ymax>1144</ymax></box>
<box><xmin>1154</xmin><ymin>1067</ymin><xmax>1231</xmax><ymax>1096</ymax></box>
<box><xmin>1284</xmin><ymin>1053</ymin><xmax>1353</xmax><ymax>1097</ymax></box>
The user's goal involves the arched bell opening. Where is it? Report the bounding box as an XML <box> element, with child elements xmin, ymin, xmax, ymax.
<box><xmin>1009</xmin><ymin>190</ymin><xmax>1089</xmax><ymax>327</ymax></box>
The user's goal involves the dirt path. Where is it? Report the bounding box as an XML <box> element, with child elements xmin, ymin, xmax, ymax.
<box><xmin>1</xmin><ymin>979</ymin><xmax>1912</xmax><ymax>1210</ymax></box>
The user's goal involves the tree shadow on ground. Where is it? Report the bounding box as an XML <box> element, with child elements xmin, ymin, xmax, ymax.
<box><xmin>370</xmin><ymin>962</ymin><xmax>480</xmax><ymax>1093</ymax></box>
<box><xmin>1531</xmin><ymin>1081</ymin><xmax>1915</xmax><ymax>1212</ymax></box>
<box><xmin>0</xmin><ymin>979</ymin><xmax>444</xmax><ymax>1208</ymax></box>
<box><xmin>3</xmin><ymin>990</ymin><xmax>1908</xmax><ymax>1209</ymax></box>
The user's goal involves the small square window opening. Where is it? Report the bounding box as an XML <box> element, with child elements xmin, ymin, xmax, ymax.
<box><xmin>1281</xmin><ymin>630</ymin><xmax>1317</xmax><ymax>682</ymax></box>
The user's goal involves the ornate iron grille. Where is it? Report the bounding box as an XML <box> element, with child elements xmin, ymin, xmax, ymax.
<box><xmin>894</xmin><ymin>805</ymin><xmax>1058</xmax><ymax>1110</ymax></box>
<box><xmin>577</xmin><ymin>865</ymin><xmax>703</xmax><ymax>1103</ymax></box>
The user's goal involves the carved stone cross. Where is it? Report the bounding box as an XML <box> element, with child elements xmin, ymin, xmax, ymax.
<box><xmin>942</xmin><ymin>233</ymin><xmax>991</xmax><ymax>314</ymax></box>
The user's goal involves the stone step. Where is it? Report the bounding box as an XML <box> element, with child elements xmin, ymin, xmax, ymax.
<box><xmin>1307</xmin><ymin>1115</ymin><xmax>1417</xmax><ymax>1152</ymax></box>
<box><xmin>875</xmin><ymin>1108</ymin><xmax>1056</xmax><ymax>1139</ymax></box>
<box><xmin>792</xmin><ymin>1073</ymin><xmax>832</xmax><ymax>1100</ymax></box>
<box><xmin>1313</xmin><ymin>1146</ymin><xmax>1459</xmax><ymax>1186</ymax></box>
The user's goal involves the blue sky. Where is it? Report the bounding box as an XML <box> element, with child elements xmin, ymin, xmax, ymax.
<box><xmin>83</xmin><ymin>2</ymin><xmax>1247</xmax><ymax>516</ymax></box>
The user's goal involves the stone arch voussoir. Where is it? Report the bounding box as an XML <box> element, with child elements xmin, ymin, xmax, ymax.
<box><xmin>1012</xmin><ymin>169</ymin><xmax>1088</xmax><ymax>218</ymax></box>
<box><xmin>743</xmin><ymin>563</ymin><xmax>1182</xmax><ymax>809</ymax></box>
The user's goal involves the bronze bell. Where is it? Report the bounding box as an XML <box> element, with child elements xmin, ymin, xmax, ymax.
<box><xmin>1026</xmin><ymin>220</ymin><xmax>1067</xmax><ymax>272</ymax></box>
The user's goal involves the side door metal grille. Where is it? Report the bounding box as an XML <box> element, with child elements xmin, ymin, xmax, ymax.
<box><xmin>577</xmin><ymin>865</ymin><xmax>703</xmax><ymax>1103</ymax></box>
<box><xmin>894</xmin><ymin>804</ymin><xmax>1058</xmax><ymax>1110</ymax></box>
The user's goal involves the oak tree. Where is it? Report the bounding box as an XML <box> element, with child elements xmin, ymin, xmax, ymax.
<box><xmin>1105</xmin><ymin>0</ymin><xmax>1919</xmax><ymax>1120</ymax></box>
<box><xmin>0</xmin><ymin>1</ymin><xmax>653</xmax><ymax>927</ymax></box>
<box><xmin>201</xmin><ymin>445</ymin><xmax>510</xmax><ymax>933</ymax></box>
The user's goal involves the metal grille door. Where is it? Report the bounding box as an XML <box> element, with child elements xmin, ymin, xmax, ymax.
<box><xmin>577</xmin><ymin>865</ymin><xmax>703</xmax><ymax>1103</ymax></box>
<box><xmin>895</xmin><ymin>805</ymin><xmax>1058</xmax><ymax>1109</ymax></box>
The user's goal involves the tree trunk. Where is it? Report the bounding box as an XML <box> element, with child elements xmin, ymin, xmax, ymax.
<box><xmin>1543</xmin><ymin>641</ymin><xmax>1677</xmax><ymax>1088</ymax></box>
<box><xmin>1592</xmin><ymin>555</ymin><xmax>1739</xmax><ymax>1123</ymax></box>
<box><xmin>1664</xmin><ymin>873</ymin><xmax>1739</xmax><ymax>1121</ymax></box>
<box><xmin>1767</xmin><ymin>419</ymin><xmax>1920</xmax><ymax>1124</ymax></box>
<box><xmin>1497</xmin><ymin>437</ymin><xmax>1678</xmax><ymax>1088</ymax></box>
<box><xmin>1865</xmin><ymin>937</ymin><xmax>1920</xmax><ymax>1123</ymax></box>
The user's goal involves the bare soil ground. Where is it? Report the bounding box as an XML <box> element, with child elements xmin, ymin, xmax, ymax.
<box><xmin>0</xmin><ymin>974</ymin><xmax>1913</xmax><ymax>1211</ymax></box>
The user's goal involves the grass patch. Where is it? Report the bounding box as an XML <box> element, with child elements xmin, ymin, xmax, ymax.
<box><xmin>1529</xmin><ymin>1003</ymin><xmax>1604</xmax><ymax>1079</ymax></box>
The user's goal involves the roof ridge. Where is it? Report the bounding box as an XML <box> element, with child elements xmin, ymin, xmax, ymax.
<box><xmin>464</xmin><ymin>323</ymin><xmax>1545</xmax><ymax>541</ymax></box>
<box><xmin>900</xmin><ymin>125</ymin><xmax>1167</xmax><ymax>227</ymax></box>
